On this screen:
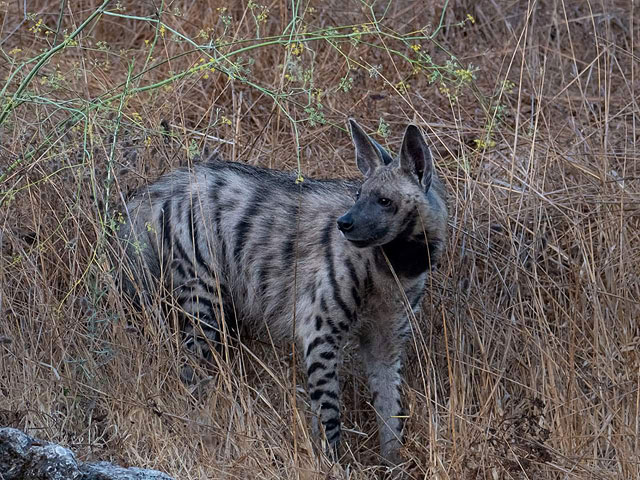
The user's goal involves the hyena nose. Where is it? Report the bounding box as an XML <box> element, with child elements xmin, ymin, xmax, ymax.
<box><xmin>337</xmin><ymin>214</ymin><xmax>354</xmax><ymax>232</ymax></box>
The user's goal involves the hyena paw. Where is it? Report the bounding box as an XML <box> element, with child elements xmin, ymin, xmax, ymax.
<box><xmin>179</xmin><ymin>363</ymin><xmax>198</xmax><ymax>385</ymax></box>
<box><xmin>382</xmin><ymin>451</ymin><xmax>404</xmax><ymax>467</ymax></box>
<box><xmin>179</xmin><ymin>363</ymin><xmax>214</xmax><ymax>399</ymax></box>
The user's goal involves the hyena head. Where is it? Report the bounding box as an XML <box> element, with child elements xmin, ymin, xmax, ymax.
<box><xmin>337</xmin><ymin>119</ymin><xmax>434</xmax><ymax>248</ymax></box>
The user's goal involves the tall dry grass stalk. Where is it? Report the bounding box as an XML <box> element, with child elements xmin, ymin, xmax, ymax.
<box><xmin>0</xmin><ymin>0</ymin><xmax>638</xmax><ymax>478</ymax></box>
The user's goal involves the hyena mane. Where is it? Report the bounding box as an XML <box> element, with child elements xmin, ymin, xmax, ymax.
<box><xmin>117</xmin><ymin>119</ymin><xmax>448</xmax><ymax>465</ymax></box>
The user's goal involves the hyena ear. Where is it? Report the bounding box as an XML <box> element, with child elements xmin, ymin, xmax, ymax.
<box><xmin>348</xmin><ymin>118</ymin><xmax>385</xmax><ymax>177</ymax></box>
<box><xmin>399</xmin><ymin>124</ymin><xmax>433</xmax><ymax>190</ymax></box>
<box><xmin>369</xmin><ymin>138</ymin><xmax>395</xmax><ymax>166</ymax></box>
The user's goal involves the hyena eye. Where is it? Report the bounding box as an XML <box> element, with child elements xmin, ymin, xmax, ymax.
<box><xmin>378</xmin><ymin>197</ymin><xmax>392</xmax><ymax>207</ymax></box>
<box><xmin>356</xmin><ymin>188</ymin><xmax>361</xmax><ymax>199</ymax></box>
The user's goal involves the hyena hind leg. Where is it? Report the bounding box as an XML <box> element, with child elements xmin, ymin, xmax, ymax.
<box><xmin>176</xmin><ymin>281</ymin><xmax>236</xmax><ymax>384</ymax></box>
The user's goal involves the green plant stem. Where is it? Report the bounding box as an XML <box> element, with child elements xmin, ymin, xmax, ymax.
<box><xmin>0</xmin><ymin>0</ymin><xmax>112</xmax><ymax>126</ymax></box>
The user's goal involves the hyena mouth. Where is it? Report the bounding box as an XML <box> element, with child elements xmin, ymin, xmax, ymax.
<box><xmin>349</xmin><ymin>239</ymin><xmax>372</xmax><ymax>248</ymax></box>
<box><xmin>340</xmin><ymin>232</ymin><xmax>377</xmax><ymax>248</ymax></box>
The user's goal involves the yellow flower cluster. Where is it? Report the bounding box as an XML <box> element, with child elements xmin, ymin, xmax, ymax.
<box><xmin>29</xmin><ymin>18</ymin><xmax>44</xmax><ymax>34</ymax></box>
<box><xmin>395</xmin><ymin>81</ymin><xmax>409</xmax><ymax>94</ymax></box>
<box><xmin>289</xmin><ymin>42</ymin><xmax>304</xmax><ymax>56</ymax></box>
<box><xmin>474</xmin><ymin>137</ymin><xmax>496</xmax><ymax>149</ymax></box>
<box><xmin>455</xmin><ymin>68</ymin><xmax>474</xmax><ymax>84</ymax></box>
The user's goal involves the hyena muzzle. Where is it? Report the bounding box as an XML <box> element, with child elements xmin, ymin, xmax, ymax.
<box><xmin>117</xmin><ymin>119</ymin><xmax>448</xmax><ymax>465</ymax></box>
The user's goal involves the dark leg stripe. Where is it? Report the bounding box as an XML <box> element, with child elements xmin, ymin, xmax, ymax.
<box><xmin>307</xmin><ymin>362</ymin><xmax>326</xmax><ymax>376</ymax></box>
<box><xmin>321</xmin><ymin>389</ymin><xmax>338</xmax><ymax>399</ymax></box>
<box><xmin>193</xmin><ymin>276</ymin><xmax>216</xmax><ymax>293</ymax></box>
<box><xmin>326</xmin><ymin>317</ymin><xmax>338</xmax><ymax>335</ymax></box>
<box><xmin>320</xmin><ymin>401</ymin><xmax>339</xmax><ymax>413</ymax></box>
<box><xmin>310</xmin><ymin>388</ymin><xmax>338</xmax><ymax>401</ymax></box>
<box><xmin>323</xmin><ymin>418</ymin><xmax>340</xmax><ymax>431</ymax></box>
<box><xmin>306</xmin><ymin>337</ymin><xmax>325</xmax><ymax>357</ymax></box>
<box><xmin>320</xmin><ymin>351</ymin><xmax>335</xmax><ymax>360</ymax></box>
<box><xmin>179</xmin><ymin>295</ymin><xmax>215</xmax><ymax>311</ymax></box>
<box><xmin>179</xmin><ymin>301</ymin><xmax>217</xmax><ymax>325</ymax></box>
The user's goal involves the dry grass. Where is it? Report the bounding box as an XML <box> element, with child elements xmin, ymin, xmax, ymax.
<box><xmin>1</xmin><ymin>0</ymin><xmax>639</xmax><ymax>478</ymax></box>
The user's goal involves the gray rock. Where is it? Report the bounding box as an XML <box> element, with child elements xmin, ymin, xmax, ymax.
<box><xmin>0</xmin><ymin>428</ymin><xmax>174</xmax><ymax>480</ymax></box>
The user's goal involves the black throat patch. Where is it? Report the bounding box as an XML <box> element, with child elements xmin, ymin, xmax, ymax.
<box><xmin>377</xmin><ymin>213</ymin><xmax>440</xmax><ymax>278</ymax></box>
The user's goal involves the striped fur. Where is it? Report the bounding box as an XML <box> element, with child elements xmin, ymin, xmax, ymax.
<box><xmin>117</xmin><ymin>119</ymin><xmax>448</xmax><ymax>464</ymax></box>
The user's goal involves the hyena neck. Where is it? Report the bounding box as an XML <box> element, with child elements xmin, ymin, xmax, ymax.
<box><xmin>378</xmin><ymin>215</ymin><xmax>441</xmax><ymax>279</ymax></box>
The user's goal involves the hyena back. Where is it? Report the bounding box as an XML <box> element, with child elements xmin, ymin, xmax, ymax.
<box><xmin>118</xmin><ymin>119</ymin><xmax>448</xmax><ymax>464</ymax></box>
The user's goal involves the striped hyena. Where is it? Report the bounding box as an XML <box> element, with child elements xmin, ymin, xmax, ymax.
<box><xmin>118</xmin><ymin>119</ymin><xmax>448</xmax><ymax>464</ymax></box>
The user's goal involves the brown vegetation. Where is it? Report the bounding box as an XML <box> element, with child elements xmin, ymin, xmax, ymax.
<box><xmin>1</xmin><ymin>1</ymin><xmax>638</xmax><ymax>478</ymax></box>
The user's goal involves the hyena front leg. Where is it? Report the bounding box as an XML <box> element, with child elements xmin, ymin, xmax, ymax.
<box><xmin>300</xmin><ymin>315</ymin><xmax>347</xmax><ymax>458</ymax></box>
<box><xmin>359</xmin><ymin>325</ymin><xmax>407</xmax><ymax>465</ymax></box>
